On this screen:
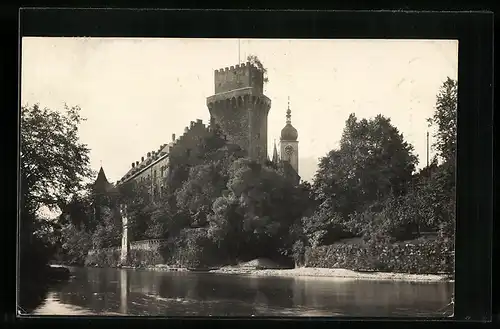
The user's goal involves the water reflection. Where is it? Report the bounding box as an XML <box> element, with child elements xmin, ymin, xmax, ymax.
<box><xmin>30</xmin><ymin>267</ymin><xmax>454</xmax><ymax>317</ymax></box>
<box><xmin>18</xmin><ymin>278</ymin><xmax>51</xmax><ymax>314</ymax></box>
<box><xmin>120</xmin><ymin>269</ymin><xmax>129</xmax><ymax>314</ymax></box>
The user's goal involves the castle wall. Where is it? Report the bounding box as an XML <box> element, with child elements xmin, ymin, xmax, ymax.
<box><xmin>168</xmin><ymin>120</ymin><xmax>212</xmax><ymax>165</ymax></box>
<box><xmin>252</xmin><ymin>103</ymin><xmax>269</xmax><ymax>162</ymax></box>
<box><xmin>119</xmin><ymin>119</ymin><xmax>212</xmax><ymax>196</ymax></box>
<box><xmin>208</xmin><ymin>96</ymin><xmax>270</xmax><ymax>163</ymax></box>
<box><xmin>209</xmin><ymin>98</ymin><xmax>249</xmax><ymax>153</ymax></box>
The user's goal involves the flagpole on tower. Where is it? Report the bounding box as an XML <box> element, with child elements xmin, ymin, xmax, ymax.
<box><xmin>238</xmin><ymin>39</ymin><xmax>241</xmax><ymax>64</ymax></box>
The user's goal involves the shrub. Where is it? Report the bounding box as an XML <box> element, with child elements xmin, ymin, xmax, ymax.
<box><xmin>60</xmin><ymin>223</ymin><xmax>93</xmax><ymax>265</ymax></box>
<box><xmin>291</xmin><ymin>240</ymin><xmax>306</xmax><ymax>267</ymax></box>
<box><xmin>174</xmin><ymin>228</ymin><xmax>219</xmax><ymax>268</ymax></box>
<box><xmin>128</xmin><ymin>249</ymin><xmax>166</xmax><ymax>267</ymax></box>
<box><xmin>84</xmin><ymin>248</ymin><xmax>121</xmax><ymax>267</ymax></box>
<box><xmin>304</xmin><ymin>238</ymin><xmax>454</xmax><ymax>274</ymax></box>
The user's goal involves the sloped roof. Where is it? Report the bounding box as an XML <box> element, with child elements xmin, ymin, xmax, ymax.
<box><xmin>93</xmin><ymin>167</ymin><xmax>116</xmax><ymax>193</ymax></box>
<box><xmin>281</xmin><ymin>161</ymin><xmax>300</xmax><ymax>184</ymax></box>
<box><xmin>119</xmin><ymin>145</ymin><xmax>170</xmax><ymax>184</ymax></box>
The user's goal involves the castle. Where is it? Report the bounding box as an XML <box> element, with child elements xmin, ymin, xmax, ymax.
<box><xmin>105</xmin><ymin>61</ymin><xmax>300</xmax><ymax>194</ymax></box>
<box><xmin>93</xmin><ymin>61</ymin><xmax>300</xmax><ymax>264</ymax></box>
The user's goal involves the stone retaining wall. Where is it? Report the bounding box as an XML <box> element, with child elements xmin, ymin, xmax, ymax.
<box><xmin>304</xmin><ymin>239</ymin><xmax>454</xmax><ymax>274</ymax></box>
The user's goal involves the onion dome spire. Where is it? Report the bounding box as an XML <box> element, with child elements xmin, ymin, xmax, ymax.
<box><xmin>280</xmin><ymin>96</ymin><xmax>298</xmax><ymax>141</ymax></box>
<box><xmin>286</xmin><ymin>97</ymin><xmax>292</xmax><ymax>124</ymax></box>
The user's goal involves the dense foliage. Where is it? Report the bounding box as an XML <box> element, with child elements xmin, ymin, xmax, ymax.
<box><xmin>427</xmin><ymin>77</ymin><xmax>457</xmax><ymax>165</ymax></box>
<box><xmin>51</xmin><ymin>77</ymin><xmax>456</xmax><ymax>273</ymax></box>
<box><xmin>247</xmin><ymin>54</ymin><xmax>269</xmax><ymax>84</ymax></box>
<box><xmin>20</xmin><ymin>104</ymin><xmax>93</xmax><ymax>276</ymax></box>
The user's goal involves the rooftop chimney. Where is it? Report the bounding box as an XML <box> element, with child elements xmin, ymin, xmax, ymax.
<box><xmin>141</xmin><ymin>156</ymin><xmax>144</xmax><ymax>162</ymax></box>
<box><xmin>136</xmin><ymin>161</ymin><xmax>139</xmax><ymax>166</ymax></box>
<box><xmin>147</xmin><ymin>152</ymin><xmax>151</xmax><ymax>158</ymax></box>
<box><xmin>172</xmin><ymin>133</ymin><xmax>176</xmax><ymax>141</ymax></box>
<box><xmin>132</xmin><ymin>162</ymin><xmax>135</xmax><ymax>168</ymax></box>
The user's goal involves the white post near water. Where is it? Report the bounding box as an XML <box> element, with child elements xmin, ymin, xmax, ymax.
<box><xmin>120</xmin><ymin>204</ymin><xmax>130</xmax><ymax>265</ymax></box>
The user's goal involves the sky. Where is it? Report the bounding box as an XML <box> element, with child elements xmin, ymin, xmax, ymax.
<box><xmin>21</xmin><ymin>38</ymin><xmax>458</xmax><ymax>184</ymax></box>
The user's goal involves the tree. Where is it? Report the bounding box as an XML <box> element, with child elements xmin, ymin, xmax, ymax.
<box><xmin>247</xmin><ymin>54</ymin><xmax>269</xmax><ymax>84</ymax></box>
<box><xmin>20</xmin><ymin>103</ymin><xmax>92</xmax><ymax>282</ymax></box>
<box><xmin>21</xmin><ymin>104</ymin><xmax>92</xmax><ymax>218</ymax></box>
<box><xmin>313</xmin><ymin>114</ymin><xmax>418</xmax><ymax>222</ymax></box>
<box><xmin>91</xmin><ymin>206</ymin><xmax>122</xmax><ymax>249</ymax></box>
<box><xmin>207</xmin><ymin>158</ymin><xmax>309</xmax><ymax>261</ymax></box>
<box><xmin>176</xmin><ymin>163</ymin><xmax>226</xmax><ymax>227</ymax></box>
<box><xmin>60</xmin><ymin>223</ymin><xmax>93</xmax><ymax>265</ymax></box>
<box><xmin>116</xmin><ymin>181</ymin><xmax>151</xmax><ymax>241</ymax></box>
<box><xmin>425</xmin><ymin>77</ymin><xmax>457</xmax><ymax>245</ymax></box>
<box><xmin>427</xmin><ymin>77</ymin><xmax>457</xmax><ymax>165</ymax></box>
<box><xmin>419</xmin><ymin>162</ymin><xmax>456</xmax><ymax>237</ymax></box>
<box><xmin>207</xmin><ymin>193</ymin><xmax>244</xmax><ymax>259</ymax></box>
<box><xmin>59</xmin><ymin>186</ymin><xmax>95</xmax><ymax>232</ymax></box>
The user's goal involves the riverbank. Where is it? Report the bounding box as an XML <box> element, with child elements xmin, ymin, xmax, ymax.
<box><xmin>134</xmin><ymin>264</ymin><xmax>452</xmax><ymax>282</ymax></box>
<box><xmin>208</xmin><ymin>266</ymin><xmax>453</xmax><ymax>282</ymax></box>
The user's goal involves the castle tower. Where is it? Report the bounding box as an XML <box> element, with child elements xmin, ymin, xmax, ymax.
<box><xmin>206</xmin><ymin>62</ymin><xmax>271</xmax><ymax>163</ymax></box>
<box><xmin>280</xmin><ymin>98</ymin><xmax>299</xmax><ymax>175</ymax></box>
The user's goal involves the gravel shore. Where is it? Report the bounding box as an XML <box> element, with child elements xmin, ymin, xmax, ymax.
<box><xmin>118</xmin><ymin>264</ymin><xmax>452</xmax><ymax>283</ymax></box>
<box><xmin>208</xmin><ymin>267</ymin><xmax>453</xmax><ymax>282</ymax></box>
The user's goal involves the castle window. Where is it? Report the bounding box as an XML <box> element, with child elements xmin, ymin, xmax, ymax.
<box><xmin>153</xmin><ymin>170</ymin><xmax>157</xmax><ymax>180</ymax></box>
<box><xmin>186</xmin><ymin>149</ymin><xmax>191</xmax><ymax>157</ymax></box>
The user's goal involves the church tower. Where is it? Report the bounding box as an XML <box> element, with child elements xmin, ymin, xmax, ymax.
<box><xmin>280</xmin><ymin>98</ymin><xmax>299</xmax><ymax>175</ymax></box>
<box><xmin>206</xmin><ymin>62</ymin><xmax>271</xmax><ymax>163</ymax></box>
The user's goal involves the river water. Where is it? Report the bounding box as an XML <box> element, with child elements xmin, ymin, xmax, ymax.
<box><xmin>30</xmin><ymin>267</ymin><xmax>453</xmax><ymax>317</ymax></box>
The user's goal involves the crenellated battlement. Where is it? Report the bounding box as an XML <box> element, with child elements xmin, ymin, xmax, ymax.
<box><xmin>214</xmin><ymin>61</ymin><xmax>264</xmax><ymax>95</ymax></box>
<box><xmin>215</xmin><ymin>62</ymin><xmax>255</xmax><ymax>74</ymax></box>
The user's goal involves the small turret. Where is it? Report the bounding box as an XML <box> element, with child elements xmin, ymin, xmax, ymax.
<box><xmin>93</xmin><ymin>166</ymin><xmax>115</xmax><ymax>194</ymax></box>
<box><xmin>272</xmin><ymin>140</ymin><xmax>279</xmax><ymax>164</ymax></box>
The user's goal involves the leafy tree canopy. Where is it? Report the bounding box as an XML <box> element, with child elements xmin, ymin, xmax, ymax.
<box><xmin>21</xmin><ymin>104</ymin><xmax>92</xmax><ymax>218</ymax></box>
<box><xmin>427</xmin><ymin>77</ymin><xmax>457</xmax><ymax>165</ymax></box>
<box><xmin>247</xmin><ymin>54</ymin><xmax>269</xmax><ymax>83</ymax></box>
<box><xmin>313</xmin><ymin>113</ymin><xmax>418</xmax><ymax>219</ymax></box>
